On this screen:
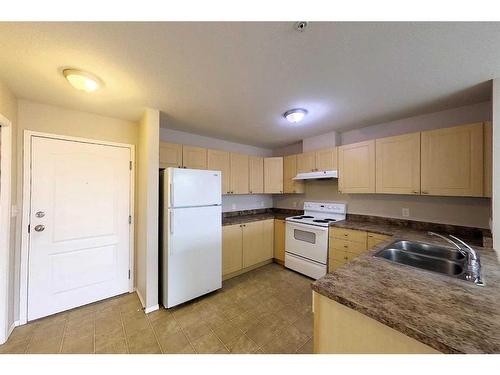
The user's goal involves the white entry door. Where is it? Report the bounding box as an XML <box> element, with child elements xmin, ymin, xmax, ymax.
<box><xmin>28</xmin><ymin>136</ymin><xmax>132</xmax><ymax>321</ymax></box>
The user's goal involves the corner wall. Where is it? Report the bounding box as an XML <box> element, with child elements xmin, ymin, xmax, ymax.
<box><xmin>136</xmin><ymin>109</ymin><xmax>159</xmax><ymax>311</ymax></box>
<box><xmin>0</xmin><ymin>80</ymin><xmax>17</xmax><ymax>343</ymax></box>
<box><xmin>492</xmin><ymin>80</ymin><xmax>500</xmax><ymax>251</ymax></box>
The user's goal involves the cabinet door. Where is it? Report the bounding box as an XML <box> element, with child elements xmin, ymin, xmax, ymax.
<box><xmin>207</xmin><ymin>149</ymin><xmax>231</xmax><ymax>194</ymax></box>
<box><xmin>367</xmin><ymin>233</ymin><xmax>392</xmax><ymax>249</ymax></box>
<box><xmin>273</xmin><ymin>219</ymin><xmax>286</xmax><ymax>262</ymax></box>
<box><xmin>249</xmin><ymin>156</ymin><xmax>264</xmax><ymax>194</ymax></box>
<box><xmin>182</xmin><ymin>145</ymin><xmax>207</xmax><ymax>169</ymax></box>
<box><xmin>338</xmin><ymin>140</ymin><xmax>376</xmax><ymax>193</ymax></box>
<box><xmin>421</xmin><ymin>123</ymin><xmax>483</xmax><ymax>197</ymax></box>
<box><xmin>159</xmin><ymin>142</ymin><xmax>183</xmax><ymax>168</ymax></box>
<box><xmin>230</xmin><ymin>153</ymin><xmax>249</xmax><ymax>194</ymax></box>
<box><xmin>315</xmin><ymin>148</ymin><xmax>337</xmax><ymax>171</ymax></box>
<box><xmin>376</xmin><ymin>133</ymin><xmax>420</xmax><ymax>195</ymax></box>
<box><xmin>264</xmin><ymin>157</ymin><xmax>283</xmax><ymax>194</ymax></box>
<box><xmin>297</xmin><ymin>152</ymin><xmax>316</xmax><ymax>173</ymax></box>
<box><xmin>484</xmin><ymin>121</ymin><xmax>492</xmax><ymax>198</ymax></box>
<box><xmin>283</xmin><ymin>154</ymin><xmax>304</xmax><ymax>194</ymax></box>
<box><xmin>242</xmin><ymin>220</ymin><xmax>273</xmax><ymax>268</ymax></box>
<box><xmin>222</xmin><ymin>224</ymin><xmax>243</xmax><ymax>276</ymax></box>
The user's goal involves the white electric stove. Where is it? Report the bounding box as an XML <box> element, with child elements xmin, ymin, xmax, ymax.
<box><xmin>285</xmin><ymin>202</ymin><xmax>347</xmax><ymax>279</ymax></box>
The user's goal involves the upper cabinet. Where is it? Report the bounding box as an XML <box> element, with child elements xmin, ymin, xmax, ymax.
<box><xmin>297</xmin><ymin>152</ymin><xmax>316</xmax><ymax>173</ymax></box>
<box><xmin>296</xmin><ymin>148</ymin><xmax>337</xmax><ymax>173</ymax></box>
<box><xmin>283</xmin><ymin>154</ymin><xmax>304</xmax><ymax>194</ymax></box>
<box><xmin>159</xmin><ymin>142</ymin><xmax>183</xmax><ymax>168</ymax></box>
<box><xmin>338</xmin><ymin>140</ymin><xmax>376</xmax><ymax>193</ymax></box>
<box><xmin>264</xmin><ymin>157</ymin><xmax>283</xmax><ymax>194</ymax></box>
<box><xmin>182</xmin><ymin>145</ymin><xmax>207</xmax><ymax>169</ymax></box>
<box><xmin>484</xmin><ymin>121</ymin><xmax>492</xmax><ymax>198</ymax></box>
<box><xmin>207</xmin><ymin>149</ymin><xmax>231</xmax><ymax>194</ymax></box>
<box><xmin>248</xmin><ymin>156</ymin><xmax>264</xmax><ymax>194</ymax></box>
<box><xmin>421</xmin><ymin>123</ymin><xmax>483</xmax><ymax>197</ymax></box>
<box><xmin>315</xmin><ymin>148</ymin><xmax>337</xmax><ymax>171</ymax></box>
<box><xmin>230</xmin><ymin>153</ymin><xmax>249</xmax><ymax>195</ymax></box>
<box><xmin>376</xmin><ymin>133</ymin><xmax>421</xmax><ymax>195</ymax></box>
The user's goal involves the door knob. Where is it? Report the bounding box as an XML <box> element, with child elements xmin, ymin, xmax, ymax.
<box><xmin>35</xmin><ymin>211</ymin><xmax>45</xmax><ymax>218</ymax></box>
<box><xmin>34</xmin><ymin>225</ymin><xmax>45</xmax><ymax>232</ymax></box>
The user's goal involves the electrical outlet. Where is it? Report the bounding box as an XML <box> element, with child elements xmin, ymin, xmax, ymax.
<box><xmin>402</xmin><ymin>208</ymin><xmax>410</xmax><ymax>217</ymax></box>
<box><xmin>292</xmin><ymin>201</ymin><xmax>298</xmax><ymax>208</ymax></box>
<box><xmin>260</xmin><ymin>201</ymin><xmax>264</xmax><ymax>207</ymax></box>
<box><xmin>231</xmin><ymin>203</ymin><xmax>236</xmax><ymax>210</ymax></box>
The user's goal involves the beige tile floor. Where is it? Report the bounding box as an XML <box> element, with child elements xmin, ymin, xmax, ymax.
<box><xmin>0</xmin><ymin>263</ymin><xmax>313</xmax><ymax>354</ymax></box>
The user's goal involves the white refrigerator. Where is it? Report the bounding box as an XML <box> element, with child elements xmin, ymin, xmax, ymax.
<box><xmin>160</xmin><ymin>167</ymin><xmax>222</xmax><ymax>308</ymax></box>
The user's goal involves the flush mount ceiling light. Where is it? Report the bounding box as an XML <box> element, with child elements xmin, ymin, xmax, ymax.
<box><xmin>63</xmin><ymin>69</ymin><xmax>103</xmax><ymax>92</ymax></box>
<box><xmin>284</xmin><ymin>108</ymin><xmax>308</xmax><ymax>123</ymax></box>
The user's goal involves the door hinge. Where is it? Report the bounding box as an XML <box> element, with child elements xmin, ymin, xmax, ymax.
<box><xmin>28</xmin><ymin>224</ymin><xmax>30</xmax><ymax>233</ymax></box>
<box><xmin>128</xmin><ymin>270</ymin><xmax>131</xmax><ymax>279</ymax></box>
<box><xmin>128</xmin><ymin>215</ymin><xmax>132</xmax><ymax>224</ymax></box>
<box><xmin>129</xmin><ymin>161</ymin><xmax>132</xmax><ymax>170</ymax></box>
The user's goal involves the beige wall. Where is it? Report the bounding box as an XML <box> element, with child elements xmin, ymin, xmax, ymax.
<box><xmin>136</xmin><ymin>109</ymin><xmax>159</xmax><ymax>311</ymax></box>
<box><xmin>15</xmin><ymin>100</ymin><xmax>139</xmax><ymax>322</ymax></box>
<box><xmin>274</xmin><ymin>179</ymin><xmax>491</xmax><ymax>229</ymax></box>
<box><xmin>0</xmin><ymin>80</ymin><xmax>17</xmax><ymax>339</ymax></box>
<box><xmin>272</xmin><ymin>101</ymin><xmax>493</xmax><ymax>230</ymax></box>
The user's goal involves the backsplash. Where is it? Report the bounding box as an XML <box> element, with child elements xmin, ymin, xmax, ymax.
<box><xmin>222</xmin><ymin>194</ymin><xmax>273</xmax><ymax>212</ymax></box>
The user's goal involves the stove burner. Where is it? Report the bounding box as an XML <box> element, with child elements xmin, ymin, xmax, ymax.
<box><xmin>323</xmin><ymin>218</ymin><xmax>337</xmax><ymax>222</ymax></box>
<box><xmin>313</xmin><ymin>219</ymin><xmax>328</xmax><ymax>223</ymax></box>
<box><xmin>291</xmin><ymin>215</ymin><xmax>314</xmax><ymax>219</ymax></box>
<box><xmin>292</xmin><ymin>216</ymin><xmax>305</xmax><ymax>219</ymax></box>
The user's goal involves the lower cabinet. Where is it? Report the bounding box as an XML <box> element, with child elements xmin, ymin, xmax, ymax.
<box><xmin>222</xmin><ymin>219</ymin><xmax>274</xmax><ymax>279</ymax></box>
<box><xmin>222</xmin><ymin>224</ymin><xmax>244</xmax><ymax>275</ymax></box>
<box><xmin>328</xmin><ymin>228</ymin><xmax>392</xmax><ymax>272</ymax></box>
<box><xmin>367</xmin><ymin>232</ymin><xmax>392</xmax><ymax>249</ymax></box>
<box><xmin>273</xmin><ymin>219</ymin><xmax>286</xmax><ymax>264</ymax></box>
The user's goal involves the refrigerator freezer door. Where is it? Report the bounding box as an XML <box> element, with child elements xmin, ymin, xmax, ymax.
<box><xmin>167</xmin><ymin>168</ymin><xmax>222</xmax><ymax>208</ymax></box>
<box><xmin>164</xmin><ymin>205</ymin><xmax>222</xmax><ymax>308</ymax></box>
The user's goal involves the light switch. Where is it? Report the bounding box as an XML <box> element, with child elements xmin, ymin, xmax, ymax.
<box><xmin>402</xmin><ymin>208</ymin><xmax>410</xmax><ymax>217</ymax></box>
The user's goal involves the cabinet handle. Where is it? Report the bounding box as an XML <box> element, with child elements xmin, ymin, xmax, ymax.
<box><xmin>343</xmin><ymin>245</ymin><xmax>348</xmax><ymax>248</ymax></box>
<box><xmin>413</xmin><ymin>190</ymin><xmax>419</xmax><ymax>194</ymax></box>
<box><xmin>249</xmin><ymin>190</ymin><xmax>252</xmax><ymax>194</ymax></box>
<box><xmin>422</xmin><ymin>191</ymin><xmax>429</xmax><ymax>194</ymax></box>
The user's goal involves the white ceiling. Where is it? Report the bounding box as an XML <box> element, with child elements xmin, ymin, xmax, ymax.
<box><xmin>0</xmin><ymin>22</ymin><xmax>498</xmax><ymax>148</ymax></box>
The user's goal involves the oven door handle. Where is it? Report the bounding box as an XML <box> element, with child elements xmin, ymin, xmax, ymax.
<box><xmin>286</xmin><ymin>221</ymin><xmax>329</xmax><ymax>233</ymax></box>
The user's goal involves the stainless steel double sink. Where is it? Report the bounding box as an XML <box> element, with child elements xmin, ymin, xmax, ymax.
<box><xmin>375</xmin><ymin>240</ymin><xmax>468</xmax><ymax>280</ymax></box>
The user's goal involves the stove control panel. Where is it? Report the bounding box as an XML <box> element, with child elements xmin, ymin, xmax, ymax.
<box><xmin>303</xmin><ymin>201</ymin><xmax>346</xmax><ymax>214</ymax></box>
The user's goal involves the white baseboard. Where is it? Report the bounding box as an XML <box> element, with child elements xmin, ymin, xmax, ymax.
<box><xmin>145</xmin><ymin>304</ymin><xmax>159</xmax><ymax>314</ymax></box>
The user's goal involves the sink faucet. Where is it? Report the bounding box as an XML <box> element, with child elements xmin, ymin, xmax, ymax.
<box><xmin>428</xmin><ymin>232</ymin><xmax>484</xmax><ymax>286</ymax></box>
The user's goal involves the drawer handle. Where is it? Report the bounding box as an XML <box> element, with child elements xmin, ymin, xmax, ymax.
<box><xmin>343</xmin><ymin>245</ymin><xmax>348</xmax><ymax>248</ymax></box>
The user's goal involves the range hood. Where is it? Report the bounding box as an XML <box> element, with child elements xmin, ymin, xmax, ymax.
<box><xmin>292</xmin><ymin>170</ymin><xmax>338</xmax><ymax>180</ymax></box>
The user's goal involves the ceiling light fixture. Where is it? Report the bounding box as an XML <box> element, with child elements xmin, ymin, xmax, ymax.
<box><xmin>63</xmin><ymin>69</ymin><xmax>103</xmax><ymax>92</ymax></box>
<box><xmin>284</xmin><ymin>108</ymin><xmax>308</xmax><ymax>123</ymax></box>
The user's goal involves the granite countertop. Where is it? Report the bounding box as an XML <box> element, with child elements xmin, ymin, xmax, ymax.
<box><xmin>312</xmin><ymin>220</ymin><xmax>500</xmax><ymax>354</ymax></box>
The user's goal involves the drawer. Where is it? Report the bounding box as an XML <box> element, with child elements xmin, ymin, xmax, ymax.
<box><xmin>367</xmin><ymin>232</ymin><xmax>392</xmax><ymax>249</ymax></box>
<box><xmin>330</xmin><ymin>238</ymin><xmax>367</xmax><ymax>255</ymax></box>
<box><xmin>330</xmin><ymin>227</ymin><xmax>367</xmax><ymax>244</ymax></box>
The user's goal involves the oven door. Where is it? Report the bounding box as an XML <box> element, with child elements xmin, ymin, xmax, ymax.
<box><xmin>285</xmin><ymin>221</ymin><xmax>328</xmax><ymax>264</ymax></box>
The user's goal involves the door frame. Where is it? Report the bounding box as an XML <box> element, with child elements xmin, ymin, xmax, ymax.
<box><xmin>0</xmin><ymin>113</ymin><xmax>12</xmax><ymax>344</ymax></box>
<box><xmin>19</xmin><ymin>130</ymin><xmax>135</xmax><ymax>325</ymax></box>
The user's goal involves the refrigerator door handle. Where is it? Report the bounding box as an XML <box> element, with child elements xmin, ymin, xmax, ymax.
<box><xmin>170</xmin><ymin>183</ymin><xmax>174</xmax><ymax>207</ymax></box>
<box><xmin>170</xmin><ymin>211</ymin><xmax>174</xmax><ymax>235</ymax></box>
